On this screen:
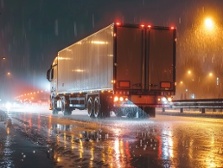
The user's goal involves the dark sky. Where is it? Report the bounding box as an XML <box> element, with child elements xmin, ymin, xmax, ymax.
<box><xmin>0</xmin><ymin>0</ymin><xmax>223</xmax><ymax>99</ymax></box>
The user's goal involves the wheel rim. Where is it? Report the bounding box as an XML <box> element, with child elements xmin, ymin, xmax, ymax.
<box><xmin>87</xmin><ymin>97</ymin><xmax>93</xmax><ymax>117</ymax></box>
<box><xmin>94</xmin><ymin>97</ymin><xmax>100</xmax><ymax>118</ymax></box>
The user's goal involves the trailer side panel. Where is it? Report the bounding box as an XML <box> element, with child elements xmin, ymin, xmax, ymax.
<box><xmin>57</xmin><ymin>25</ymin><xmax>114</xmax><ymax>93</ymax></box>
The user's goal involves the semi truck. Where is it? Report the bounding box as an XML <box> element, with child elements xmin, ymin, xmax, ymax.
<box><xmin>46</xmin><ymin>22</ymin><xmax>176</xmax><ymax>118</ymax></box>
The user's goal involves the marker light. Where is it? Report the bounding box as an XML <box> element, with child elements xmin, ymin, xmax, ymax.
<box><xmin>119</xmin><ymin>97</ymin><xmax>124</xmax><ymax>102</ymax></box>
<box><xmin>114</xmin><ymin>96</ymin><xmax>119</xmax><ymax>102</ymax></box>
<box><xmin>116</xmin><ymin>22</ymin><xmax>121</xmax><ymax>26</ymax></box>
<box><xmin>140</xmin><ymin>24</ymin><xmax>145</xmax><ymax>28</ymax></box>
<box><xmin>148</xmin><ymin>25</ymin><xmax>151</xmax><ymax>28</ymax></box>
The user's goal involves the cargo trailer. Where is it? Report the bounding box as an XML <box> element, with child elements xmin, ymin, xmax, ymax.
<box><xmin>47</xmin><ymin>22</ymin><xmax>176</xmax><ymax>118</ymax></box>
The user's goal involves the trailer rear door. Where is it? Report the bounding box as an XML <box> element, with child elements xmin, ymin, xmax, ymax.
<box><xmin>147</xmin><ymin>28</ymin><xmax>175</xmax><ymax>92</ymax></box>
<box><xmin>115</xmin><ymin>26</ymin><xmax>144</xmax><ymax>90</ymax></box>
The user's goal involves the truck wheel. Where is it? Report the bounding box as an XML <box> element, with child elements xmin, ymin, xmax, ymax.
<box><xmin>94</xmin><ymin>96</ymin><xmax>101</xmax><ymax>118</ymax></box>
<box><xmin>87</xmin><ymin>97</ymin><xmax>94</xmax><ymax>117</ymax></box>
<box><xmin>61</xmin><ymin>96</ymin><xmax>72</xmax><ymax>115</ymax></box>
<box><xmin>52</xmin><ymin>98</ymin><xmax>58</xmax><ymax>115</ymax></box>
<box><xmin>100</xmin><ymin>94</ymin><xmax>111</xmax><ymax>118</ymax></box>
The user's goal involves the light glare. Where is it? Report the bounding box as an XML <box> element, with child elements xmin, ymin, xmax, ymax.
<box><xmin>204</xmin><ymin>17</ymin><xmax>214</xmax><ymax>30</ymax></box>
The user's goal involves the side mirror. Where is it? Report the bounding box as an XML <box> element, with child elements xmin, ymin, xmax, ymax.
<box><xmin>47</xmin><ymin>68</ymin><xmax>54</xmax><ymax>82</ymax></box>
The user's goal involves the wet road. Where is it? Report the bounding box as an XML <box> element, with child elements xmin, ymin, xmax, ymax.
<box><xmin>1</xmin><ymin>107</ymin><xmax>223</xmax><ymax>168</ymax></box>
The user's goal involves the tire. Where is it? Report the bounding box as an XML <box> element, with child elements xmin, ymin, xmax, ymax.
<box><xmin>61</xmin><ymin>96</ymin><xmax>72</xmax><ymax>116</ymax></box>
<box><xmin>100</xmin><ymin>94</ymin><xmax>111</xmax><ymax>118</ymax></box>
<box><xmin>52</xmin><ymin>97</ymin><xmax>58</xmax><ymax>115</ymax></box>
<box><xmin>87</xmin><ymin>97</ymin><xmax>94</xmax><ymax>118</ymax></box>
<box><xmin>94</xmin><ymin>96</ymin><xmax>101</xmax><ymax>118</ymax></box>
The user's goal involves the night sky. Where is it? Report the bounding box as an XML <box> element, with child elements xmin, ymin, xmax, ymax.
<box><xmin>0</xmin><ymin>0</ymin><xmax>223</xmax><ymax>100</ymax></box>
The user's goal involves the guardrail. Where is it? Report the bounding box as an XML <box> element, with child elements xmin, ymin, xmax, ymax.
<box><xmin>163</xmin><ymin>99</ymin><xmax>223</xmax><ymax>113</ymax></box>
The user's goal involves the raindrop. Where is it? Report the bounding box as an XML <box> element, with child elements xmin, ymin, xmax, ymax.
<box><xmin>140</xmin><ymin>139</ymin><xmax>143</xmax><ymax>146</ymax></box>
<box><xmin>55</xmin><ymin>19</ymin><xmax>59</xmax><ymax>36</ymax></box>
<box><xmin>73</xmin><ymin>22</ymin><xmax>77</xmax><ymax>37</ymax></box>
<box><xmin>92</xmin><ymin>14</ymin><xmax>94</xmax><ymax>28</ymax></box>
<box><xmin>33</xmin><ymin>150</ymin><xmax>36</xmax><ymax>154</ymax></box>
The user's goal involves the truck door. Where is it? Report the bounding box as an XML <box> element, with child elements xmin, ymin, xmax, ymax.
<box><xmin>50</xmin><ymin>57</ymin><xmax>58</xmax><ymax>97</ymax></box>
<box><xmin>146</xmin><ymin>28</ymin><xmax>175</xmax><ymax>92</ymax></box>
<box><xmin>115</xmin><ymin>26</ymin><xmax>144</xmax><ymax>90</ymax></box>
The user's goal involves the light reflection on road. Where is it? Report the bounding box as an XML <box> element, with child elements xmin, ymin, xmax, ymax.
<box><xmin>3</xmin><ymin>109</ymin><xmax>223</xmax><ymax>168</ymax></box>
<box><xmin>160</xmin><ymin>129</ymin><xmax>173</xmax><ymax>160</ymax></box>
<box><xmin>2</xmin><ymin>131</ymin><xmax>14</xmax><ymax>168</ymax></box>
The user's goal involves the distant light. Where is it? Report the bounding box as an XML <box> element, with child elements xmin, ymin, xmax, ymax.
<box><xmin>5</xmin><ymin>101</ymin><xmax>12</xmax><ymax>110</ymax></box>
<box><xmin>209</xmin><ymin>72</ymin><xmax>213</xmax><ymax>77</ymax></box>
<box><xmin>204</xmin><ymin>17</ymin><xmax>215</xmax><ymax>31</ymax></box>
<box><xmin>187</xmin><ymin>70</ymin><xmax>191</xmax><ymax>75</ymax></box>
<box><xmin>167</xmin><ymin>97</ymin><xmax>172</xmax><ymax>102</ymax></box>
<box><xmin>217</xmin><ymin>77</ymin><xmax>219</xmax><ymax>85</ymax></box>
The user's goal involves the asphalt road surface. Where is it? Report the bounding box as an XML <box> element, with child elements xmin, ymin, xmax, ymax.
<box><xmin>0</xmin><ymin>106</ymin><xmax>223</xmax><ymax>168</ymax></box>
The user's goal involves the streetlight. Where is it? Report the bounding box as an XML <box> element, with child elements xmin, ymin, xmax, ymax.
<box><xmin>204</xmin><ymin>17</ymin><xmax>215</xmax><ymax>30</ymax></box>
<box><xmin>187</xmin><ymin>70</ymin><xmax>191</xmax><ymax>75</ymax></box>
<box><xmin>208</xmin><ymin>72</ymin><xmax>213</xmax><ymax>77</ymax></box>
<box><xmin>203</xmin><ymin>16</ymin><xmax>217</xmax><ymax>35</ymax></box>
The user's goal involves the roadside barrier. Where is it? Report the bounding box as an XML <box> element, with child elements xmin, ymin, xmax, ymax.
<box><xmin>163</xmin><ymin>99</ymin><xmax>223</xmax><ymax>113</ymax></box>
